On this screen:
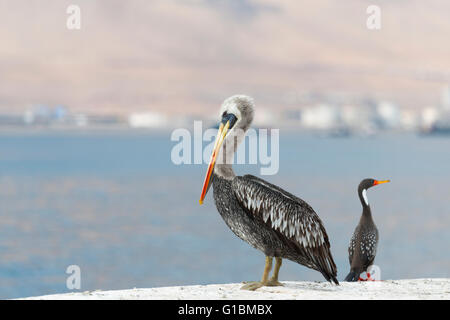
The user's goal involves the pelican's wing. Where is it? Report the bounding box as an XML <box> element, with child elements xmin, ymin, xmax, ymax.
<box><xmin>232</xmin><ymin>174</ymin><xmax>338</xmax><ymax>284</ymax></box>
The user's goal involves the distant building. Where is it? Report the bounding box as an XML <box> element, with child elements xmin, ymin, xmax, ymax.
<box><xmin>128</xmin><ymin>112</ymin><xmax>168</xmax><ymax>128</ymax></box>
<box><xmin>421</xmin><ymin>107</ymin><xmax>439</xmax><ymax>130</ymax></box>
<box><xmin>53</xmin><ymin>105</ymin><xmax>69</xmax><ymax>122</ymax></box>
<box><xmin>376</xmin><ymin>101</ymin><xmax>401</xmax><ymax>129</ymax></box>
<box><xmin>253</xmin><ymin>108</ymin><xmax>278</xmax><ymax>128</ymax></box>
<box><xmin>400</xmin><ymin>110</ymin><xmax>419</xmax><ymax>131</ymax></box>
<box><xmin>74</xmin><ymin>114</ymin><xmax>88</xmax><ymax>127</ymax></box>
<box><xmin>23</xmin><ymin>105</ymin><xmax>52</xmax><ymax>125</ymax></box>
<box><xmin>340</xmin><ymin>104</ymin><xmax>378</xmax><ymax>135</ymax></box>
<box><xmin>301</xmin><ymin>104</ymin><xmax>341</xmax><ymax>130</ymax></box>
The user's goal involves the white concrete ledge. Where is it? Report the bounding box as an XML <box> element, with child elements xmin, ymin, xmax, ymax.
<box><xmin>22</xmin><ymin>279</ymin><xmax>450</xmax><ymax>300</ymax></box>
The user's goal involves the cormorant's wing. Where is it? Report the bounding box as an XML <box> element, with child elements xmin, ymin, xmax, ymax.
<box><xmin>232</xmin><ymin>174</ymin><xmax>338</xmax><ymax>284</ymax></box>
<box><xmin>360</xmin><ymin>230</ymin><xmax>378</xmax><ymax>268</ymax></box>
<box><xmin>348</xmin><ymin>232</ymin><xmax>357</xmax><ymax>265</ymax></box>
<box><xmin>348</xmin><ymin>227</ymin><xmax>378</xmax><ymax>272</ymax></box>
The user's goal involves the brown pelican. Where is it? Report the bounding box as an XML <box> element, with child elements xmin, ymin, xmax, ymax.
<box><xmin>345</xmin><ymin>178</ymin><xmax>390</xmax><ymax>281</ymax></box>
<box><xmin>199</xmin><ymin>95</ymin><xmax>338</xmax><ymax>290</ymax></box>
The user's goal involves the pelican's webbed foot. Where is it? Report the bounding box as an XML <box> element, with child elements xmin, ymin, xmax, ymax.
<box><xmin>266</xmin><ymin>278</ymin><xmax>283</xmax><ymax>287</ymax></box>
<box><xmin>240</xmin><ymin>256</ymin><xmax>285</xmax><ymax>291</ymax></box>
<box><xmin>240</xmin><ymin>281</ymin><xmax>265</xmax><ymax>291</ymax></box>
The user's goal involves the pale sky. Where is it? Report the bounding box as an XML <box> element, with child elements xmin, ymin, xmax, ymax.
<box><xmin>0</xmin><ymin>0</ymin><xmax>449</xmax><ymax>115</ymax></box>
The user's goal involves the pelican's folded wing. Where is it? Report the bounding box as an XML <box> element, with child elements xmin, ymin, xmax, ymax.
<box><xmin>232</xmin><ymin>174</ymin><xmax>338</xmax><ymax>283</ymax></box>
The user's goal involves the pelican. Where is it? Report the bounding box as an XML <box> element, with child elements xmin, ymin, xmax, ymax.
<box><xmin>199</xmin><ymin>95</ymin><xmax>338</xmax><ymax>290</ymax></box>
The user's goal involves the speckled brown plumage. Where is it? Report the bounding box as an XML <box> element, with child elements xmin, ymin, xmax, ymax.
<box><xmin>213</xmin><ymin>173</ymin><xmax>338</xmax><ymax>284</ymax></box>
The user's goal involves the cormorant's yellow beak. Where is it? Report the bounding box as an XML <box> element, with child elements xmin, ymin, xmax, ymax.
<box><xmin>199</xmin><ymin>121</ymin><xmax>230</xmax><ymax>205</ymax></box>
<box><xmin>373</xmin><ymin>180</ymin><xmax>390</xmax><ymax>186</ymax></box>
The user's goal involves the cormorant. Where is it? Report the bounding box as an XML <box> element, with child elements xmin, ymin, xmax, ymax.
<box><xmin>345</xmin><ymin>178</ymin><xmax>390</xmax><ymax>281</ymax></box>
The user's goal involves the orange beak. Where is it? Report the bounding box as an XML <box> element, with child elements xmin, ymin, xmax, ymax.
<box><xmin>373</xmin><ymin>179</ymin><xmax>390</xmax><ymax>186</ymax></box>
<box><xmin>199</xmin><ymin>121</ymin><xmax>231</xmax><ymax>205</ymax></box>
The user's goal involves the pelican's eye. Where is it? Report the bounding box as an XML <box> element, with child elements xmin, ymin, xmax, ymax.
<box><xmin>221</xmin><ymin>113</ymin><xmax>238</xmax><ymax>129</ymax></box>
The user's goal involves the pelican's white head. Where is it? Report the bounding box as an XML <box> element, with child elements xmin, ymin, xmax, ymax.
<box><xmin>218</xmin><ymin>95</ymin><xmax>254</xmax><ymax>133</ymax></box>
<box><xmin>199</xmin><ymin>95</ymin><xmax>255</xmax><ymax>204</ymax></box>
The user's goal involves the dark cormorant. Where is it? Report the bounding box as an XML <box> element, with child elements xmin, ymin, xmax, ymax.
<box><xmin>199</xmin><ymin>95</ymin><xmax>338</xmax><ymax>290</ymax></box>
<box><xmin>345</xmin><ymin>178</ymin><xmax>390</xmax><ymax>282</ymax></box>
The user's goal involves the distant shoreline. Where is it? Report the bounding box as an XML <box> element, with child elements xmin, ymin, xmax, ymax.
<box><xmin>0</xmin><ymin>125</ymin><xmax>174</xmax><ymax>135</ymax></box>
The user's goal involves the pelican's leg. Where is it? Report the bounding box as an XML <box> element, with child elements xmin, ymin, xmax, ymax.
<box><xmin>267</xmin><ymin>257</ymin><xmax>284</xmax><ymax>286</ymax></box>
<box><xmin>240</xmin><ymin>256</ymin><xmax>272</xmax><ymax>291</ymax></box>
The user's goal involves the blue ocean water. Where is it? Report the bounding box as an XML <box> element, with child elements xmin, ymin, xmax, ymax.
<box><xmin>0</xmin><ymin>130</ymin><xmax>449</xmax><ymax>299</ymax></box>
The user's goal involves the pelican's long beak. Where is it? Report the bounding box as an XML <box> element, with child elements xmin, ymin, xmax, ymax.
<box><xmin>199</xmin><ymin>121</ymin><xmax>231</xmax><ymax>204</ymax></box>
<box><xmin>373</xmin><ymin>180</ymin><xmax>390</xmax><ymax>186</ymax></box>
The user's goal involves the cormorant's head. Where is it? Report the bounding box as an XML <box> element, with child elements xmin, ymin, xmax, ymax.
<box><xmin>199</xmin><ymin>95</ymin><xmax>254</xmax><ymax>205</ymax></box>
<box><xmin>358</xmin><ymin>178</ymin><xmax>390</xmax><ymax>206</ymax></box>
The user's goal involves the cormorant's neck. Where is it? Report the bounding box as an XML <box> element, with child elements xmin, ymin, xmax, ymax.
<box><xmin>361</xmin><ymin>204</ymin><xmax>372</xmax><ymax>219</ymax></box>
<box><xmin>358</xmin><ymin>188</ymin><xmax>372</xmax><ymax>216</ymax></box>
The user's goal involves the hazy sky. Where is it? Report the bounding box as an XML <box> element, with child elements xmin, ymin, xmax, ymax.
<box><xmin>1</xmin><ymin>0</ymin><xmax>449</xmax><ymax>115</ymax></box>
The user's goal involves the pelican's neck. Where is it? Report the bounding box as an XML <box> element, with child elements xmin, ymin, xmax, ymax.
<box><xmin>214</xmin><ymin>163</ymin><xmax>234</xmax><ymax>180</ymax></box>
<box><xmin>214</xmin><ymin>128</ymin><xmax>246</xmax><ymax>180</ymax></box>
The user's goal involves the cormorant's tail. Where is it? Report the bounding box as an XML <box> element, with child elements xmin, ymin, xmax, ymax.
<box><xmin>344</xmin><ymin>270</ymin><xmax>359</xmax><ymax>282</ymax></box>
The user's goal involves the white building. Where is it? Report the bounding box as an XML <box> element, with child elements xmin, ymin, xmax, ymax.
<box><xmin>421</xmin><ymin>106</ymin><xmax>439</xmax><ymax>129</ymax></box>
<box><xmin>376</xmin><ymin>101</ymin><xmax>401</xmax><ymax>129</ymax></box>
<box><xmin>301</xmin><ymin>104</ymin><xmax>341</xmax><ymax>130</ymax></box>
<box><xmin>128</xmin><ymin>112</ymin><xmax>168</xmax><ymax>128</ymax></box>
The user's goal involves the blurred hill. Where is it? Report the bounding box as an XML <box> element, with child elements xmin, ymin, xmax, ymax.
<box><xmin>0</xmin><ymin>0</ymin><xmax>449</xmax><ymax>116</ymax></box>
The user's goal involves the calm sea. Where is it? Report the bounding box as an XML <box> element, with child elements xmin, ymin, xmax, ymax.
<box><xmin>0</xmin><ymin>130</ymin><xmax>449</xmax><ymax>299</ymax></box>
